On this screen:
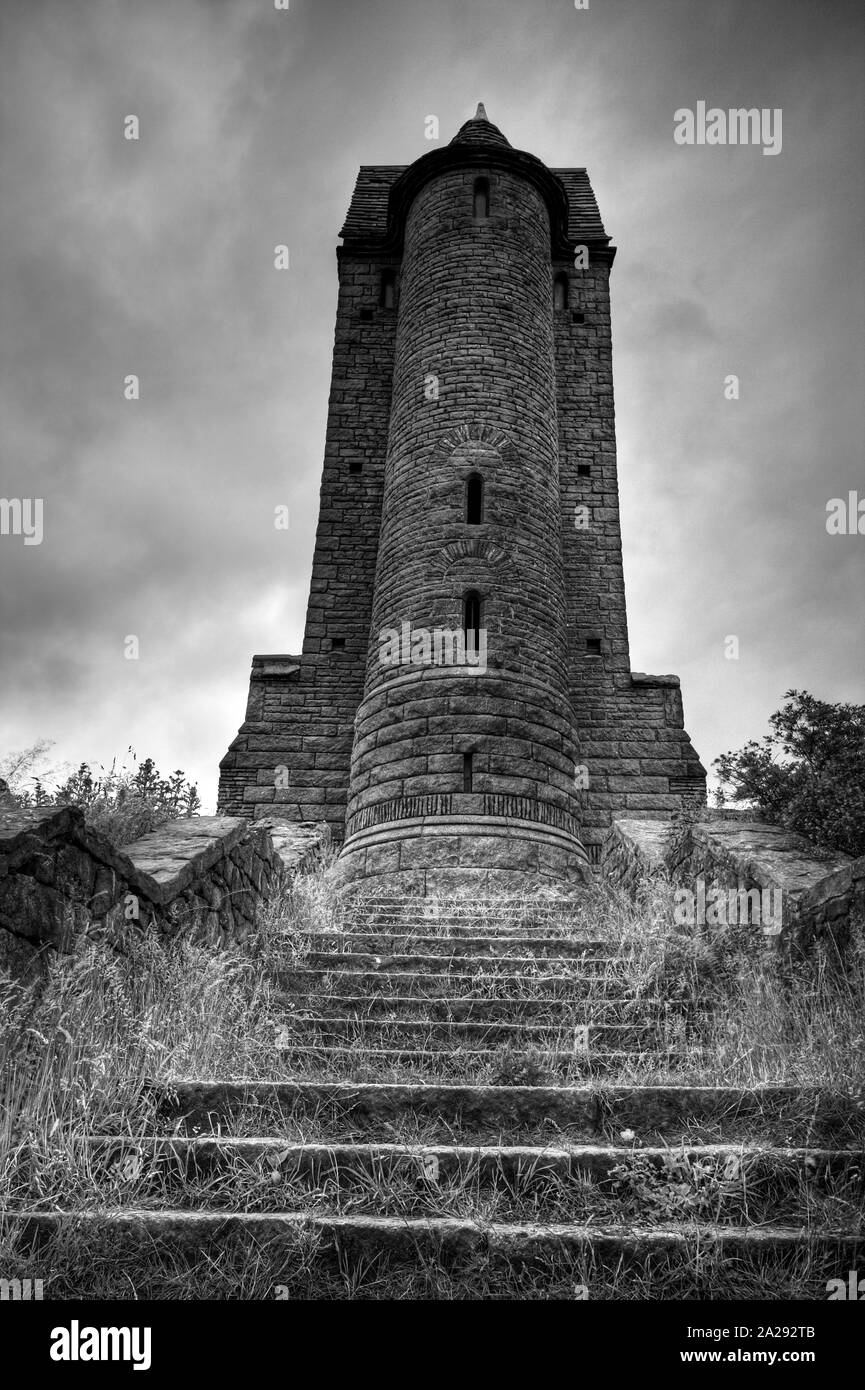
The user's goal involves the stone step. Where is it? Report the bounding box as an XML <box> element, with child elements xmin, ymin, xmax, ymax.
<box><xmin>337</xmin><ymin>911</ymin><xmax>590</xmax><ymax>932</ymax></box>
<box><xmin>279</xmin><ymin>1017</ymin><xmax>663</xmax><ymax>1046</ymax></box>
<box><xmin>9</xmin><ymin>1210</ymin><xmax>861</xmax><ymax>1268</ymax></box>
<box><xmin>281</xmin><ymin>992</ymin><xmax>671</xmax><ymax>1018</ymax></box>
<box><xmin>79</xmin><ymin>1136</ymin><xmax>861</xmax><ymax>1188</ymax></box>
<box><xmin>151</xmin><ymin>1080</ymin><xmax>864</xmax><ymax>1144</ymax></box>
<box><xmin>282</xmin><ymin>972</ymin><xmax>647</xmax><ymax>1000</ymax></box>
<box><xmin>343</xmin><ymin>898</ymin><xmax>580</xmax><ymax>912</ymax></box>
<box><xmin>297</xmin><ymin>933</ymin><xmax>613</xmax><ymax>957</ymax></box>
<box><xmin>338</xmin><ymin>919</ymin><xmax>593</xmax><ymax>937</ymax></box>
<box><xmin>65</xmin><ymin>1137</ymin><xmax>861</xmax><ymax>1223</ymax></box>
<box><xmin>286</xmin><ymin>952</ymin><xmax>626</xmax><ymax>975</ymax></box>
<box><xmin>259</xmin><ymin>1046</ymin><xmax>697</xmax><ymax>1078</ymax></box>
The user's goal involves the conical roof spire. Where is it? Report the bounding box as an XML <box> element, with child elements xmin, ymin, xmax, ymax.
<box><xmin>450</xmin><ymin>103</ymin><xmax>511</xmax><ymax>149</ymax></box>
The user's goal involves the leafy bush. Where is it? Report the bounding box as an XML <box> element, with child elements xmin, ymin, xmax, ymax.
<box><xmin>0</xmin><ymin>743</ymin><xmax>200</xmax><ymax>846</ymax></box>
<box><xmin>714</xmin><ymin>690</ymin><xmax>865</xmax><ymax>857</ymax></box>
<box><xmin>609</xmin><ymin>1151</ymin><xmax>742</xmax><ymax>1221</ymax></box>
<box><xmin>489</xmin><ymin>1044</ymin><xmax>551</xmax><ymax>1087</ymax></box>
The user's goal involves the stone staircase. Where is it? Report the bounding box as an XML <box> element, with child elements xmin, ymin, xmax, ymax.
<box><xmin>9</xmin><ymin>895</ymin><xmax>865</xmax><ymax>1297</ymax></box>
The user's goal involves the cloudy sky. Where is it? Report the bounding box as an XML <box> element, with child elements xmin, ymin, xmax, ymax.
<box><xmin>1</xmin><ymin>0</ymin><xmax>862</xmax><ymax>811</ymax></box>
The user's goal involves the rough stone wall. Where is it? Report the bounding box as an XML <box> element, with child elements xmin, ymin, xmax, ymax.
<box><xmin>601</xmin><ymin>815</ymin><xmax>859</xmax><ymax>955</ymax></box>
<box><xmin>793</xmin><ymin>855</ymin><xmax>865</xmax><ymax>956</ymax></box>
<box><xmin>599</xmin><ymin>817</ymin><xmax>672</xmax><ymax>896</ymax></box>
<box><xmin>217</xmin><ymin>247</ymin><xmax>399</xmax><ymax>837</ymax></box>
<box><xmin>0</xmin><ymin>808</ymin><xmax>328</xmax><ymax>976</ymax></box>
<box><xmin>337</xmin><ymin>672</ymin><xmax>590</xmax><ymax>896</ymax></box>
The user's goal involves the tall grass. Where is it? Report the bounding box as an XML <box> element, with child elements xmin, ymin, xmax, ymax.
<box><xmin>1</xmin><ymin>859</ymin><xmax>862</xmax><ymax>1297</ymax></box>
<box><xmin>2</xmin><ymin>747</ymin><xmax>202</xmax><ymax>846</ymax></box>
<box><xmin>2</xmin><ymin>866</ymin><xmax>862</xmax><ymax>1152</ymax></box>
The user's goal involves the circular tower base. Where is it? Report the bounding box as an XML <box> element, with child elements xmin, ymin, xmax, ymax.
<box><xmin>331</xmin><ymin>810</ymin><xmax>590</xmax><ymax>898</ymax></box>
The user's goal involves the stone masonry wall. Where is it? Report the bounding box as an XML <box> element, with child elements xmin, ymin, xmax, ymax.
<box><xmin>599</xmin><ymin>817</ymin><xmax>672</xmax><ymax>897</ymax></box>
<box><xmin>601</xmin><ymin>815</ymin><xmax>860</xmax><ymax>955</ymax></box>
<box><xmin>0</xmin><ymin>807</ymin><xmax>328</xmax><ymax>976</ymax></box>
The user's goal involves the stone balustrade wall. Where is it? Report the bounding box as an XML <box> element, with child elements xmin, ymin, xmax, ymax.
<box><xmin>0</xmin><ymin>806</ymin><xmax>329</xmax><ymax>976</ymax></box>
<box><xmin>601</xmin><ymin>814</ymin><xmax>862</xmax><ymax>956</ymax></box>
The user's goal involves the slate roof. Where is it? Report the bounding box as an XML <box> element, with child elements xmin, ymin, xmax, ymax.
<box><xmin>552</xmin><ymin>169</ymin><xmax>608</xmax><ymax>242</ymax></box>
<box><xmin>339</xmin><ymin>165</ymin><xmax>408</xmax><ymax>242</ymax></box>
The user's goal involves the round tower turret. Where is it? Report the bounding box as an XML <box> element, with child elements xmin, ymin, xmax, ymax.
<box><xmin>336</xmin><ymin>107</ymin><xmax>590</xmax><ymax>894</ymax></box>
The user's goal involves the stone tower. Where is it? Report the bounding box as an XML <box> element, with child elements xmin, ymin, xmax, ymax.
<box><xmin>218</xmin><ymin>106</ymin><xmax>706</xmax><ymax>892</ymax></box>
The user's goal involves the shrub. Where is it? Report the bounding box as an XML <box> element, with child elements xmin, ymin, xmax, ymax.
<box><xmin>714</xmin><ymin>690</ymin><xmax>865</xmax><ymax>857</ymax></box>
<box><xmin>0</xmin><ymin>744</ymin><xmax>201</xmax><ymax>846</ymax></box>
<box><xmin>489</xmin><ymin>1044</ymin><xmax>550</xmax><ymax>1087</ymax></box>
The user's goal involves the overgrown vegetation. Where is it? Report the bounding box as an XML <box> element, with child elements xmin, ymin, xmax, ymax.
<box><xmin>0</xmin><ymin>741</ymin><xmax>201</xmax><ymax>846</ymax></box>
<box><xmin>714</xmin><ymin>690</ymin><xmax>865</xmax><ymax>856</ymax></box>
<box><xmin>3</xmin><ymin>1225</ymin><xmax>849</xmax><ymax>1301</ymax></box>
<box><xmin>1</xmin><ymin>841</ymin><xmax>863</xmax><ymax>1298</ymax></box>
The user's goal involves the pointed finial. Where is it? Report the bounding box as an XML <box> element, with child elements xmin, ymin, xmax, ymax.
<box><xmin>475</xmin><ymin>102</ymin><xmax>488</xmax><ymax>120</ymax></box>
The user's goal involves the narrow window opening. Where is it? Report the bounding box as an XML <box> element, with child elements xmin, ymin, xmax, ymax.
<box><xmin>463</xmin><ymin>753</ymin><xmax>474</xmax><ymax>793</ymax></box>
<box><xmin>465</xmin><ymin>473</ymin><xmax>484</xmax><ymax>524</ymax></box>
<box><xmin>577</xmin><ymin>464</ymin><xmax>591</xmax><ymax>478</ymax></box>
<box><xmin>463</xmin><ymin>590</ymin><xmax>482</xmax><ymax>653</ymax></box>
<box><xmin>359</xmin><ymin>308</ymin><xmax>374</xmax><ymax>322</ymax></box>
<box><xmin>553</xmin><ymin>274</ymin><xmax>569</xmax><ymax>311</ymax></box>
<box><xmin>349</xmin><ymin>460</ymin><xmax>363</xmax><ymax>474</ymax></box>
<box><xmin>572</xmin><ymin>311</ymin><xmax>585</xmax><ymax>324</ymax></box>
<box><xmin>330</xmin><ymin>637</ymin><xmax>346</xmax><ymax>650</ymax></box>
<box><xmin>380</xmin><ymin>270</ymin><xmax>396</xmax><ymax>309</ymax></box>
<box><xmin>473</xmin><ymin>177</ymin><xmax>490</xmax><ymax>219</ymax></box>
<box><xmin>585</xmin><ymin>637</ymin><xmax>602</xmax><ymax>657</ymax></box>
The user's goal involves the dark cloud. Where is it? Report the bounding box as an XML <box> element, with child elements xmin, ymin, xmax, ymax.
<box><xmin>0</xmin><ymin>0</ymin><xmax>862</xmax><ymax>808</ymax></box>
